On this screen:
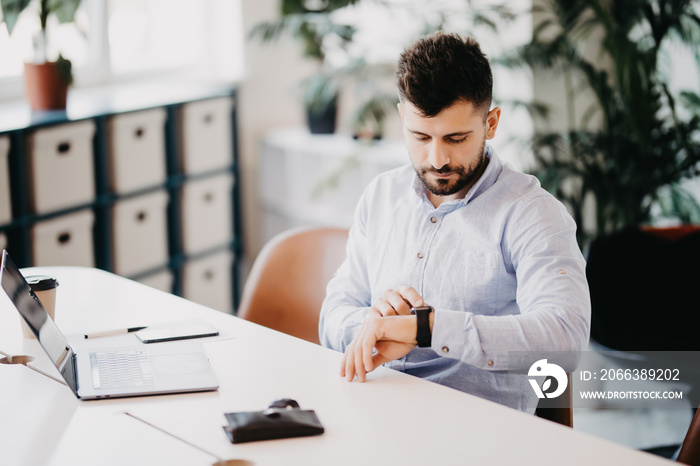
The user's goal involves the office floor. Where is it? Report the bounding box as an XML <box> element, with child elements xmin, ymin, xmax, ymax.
<box><xmin>572</xmin><ymin>348</ymin><xmax>694</xmax><ymax>459</ymax></box>
<box><xmin>574</xmin><ymin>406</ymin><xmax>693</xmax><ymax>455</ymax></box>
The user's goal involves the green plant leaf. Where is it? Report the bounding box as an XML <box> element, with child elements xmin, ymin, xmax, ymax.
<box><xmin>654</xmin><ymin>183</ymin><xmax>700</xmax><ymax>224</ymax></box>
<box><xmin>349</xmin><ymin>92</ymin><xmax>399</xmax><ymax>137</ymax></box>
<box><xmin>0</xmin><ymin>0</ymin><xmax>32</xmax><ymax>35</ymax></box>
<box><xmin>56</xmin><ymin>53</ymin><xmax>72</xmax><ymax>86</ymax></box>
<box><xmin>681</xmin><ymin>91</ymin><xmax>700</xmax><ymax>115</ymax></box>
<box><xmin>518</xmin><ymin>0</ymin><xmax>700</xmax><ymax>246</ymax></box>
<box><xmin>303</xmin><ymin>73</ymin><xmax>339</xmax><ymax>111</ymax></box>
<box><xmin>47</xmin><ymin>0</ymin><xmax>83</xmax><ymax>24</ymax></box>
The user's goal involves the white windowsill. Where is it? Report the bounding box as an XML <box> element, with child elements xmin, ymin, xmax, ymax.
<box><xmin>0</xmin><ymin>72</ymin><xmax>242</xmax><ymax>133</ymax></box>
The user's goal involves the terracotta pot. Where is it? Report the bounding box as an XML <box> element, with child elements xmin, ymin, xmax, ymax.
<box><xmin>641</xmin><ymin>224</ymin><xmax>700</xmax><ymax>241</ymax></box>
<box><xmin>23</xmin><ymin>62</ymin><xmax>69</xmax><ymax>111</ymax></box>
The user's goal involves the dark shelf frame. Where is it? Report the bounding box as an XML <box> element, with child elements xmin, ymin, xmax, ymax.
<box><xmin>0</xmin><ymin>85</ymin><xmax>242</xmax><ymax>313</ymax></box>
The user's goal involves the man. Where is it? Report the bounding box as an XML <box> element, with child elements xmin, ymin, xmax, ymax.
<box><xmin>318</xmin><ymin>32</ymin><xmax>590</xmax><ymax>412</ymax></box>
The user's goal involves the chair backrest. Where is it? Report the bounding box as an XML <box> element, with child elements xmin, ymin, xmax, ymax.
<box><xmin>535</xmin><ymin>373</ymin><xmax>573</xmax><ymax>428</ymax></box>
<box><xmin>678</xmin><ymin>407</ymin><xmax>700</xmax><ymax>465</ymax></box>
<box><xmin>237</xmin><ymin>227</ymin><xmax>349</xmax><ymax>344</ymax></box>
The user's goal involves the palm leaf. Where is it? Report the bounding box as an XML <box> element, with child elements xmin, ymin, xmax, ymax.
<box><xmin>0</xmin><ymin>0</ymin><xmax>32</xmax><ymax>35</ymax></box>
<box><xmin>48</xmin><ymin>0</ymin><xmax>82</xmax><ymax>24</ymax></box>
<box><xmin>519</xmin><ymin>0</ymin><xmax>700</xmax><ymax>244</ymax></box>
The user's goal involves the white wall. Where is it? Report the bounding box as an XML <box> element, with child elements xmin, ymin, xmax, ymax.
<box><xmin>238</xmin><ymin>0</ymin><xmax>317</xmax><ymax>265</ymax></box>
<box><xmin>238</xmin><ymin>1</ymin><xmax>534</xmax><ymax>266</ymax></box>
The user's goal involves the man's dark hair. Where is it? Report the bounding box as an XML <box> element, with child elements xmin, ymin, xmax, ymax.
<box><xmin>396</xmin><ymin>31</ymin><xmax>493</xmax><ymax>118</ymax></box>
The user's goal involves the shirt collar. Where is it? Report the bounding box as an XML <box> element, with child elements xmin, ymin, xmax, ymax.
<box><xmin>411</xmin><ymin>144</ymin><xmax>503</xmax><ymax>210</ymax></box>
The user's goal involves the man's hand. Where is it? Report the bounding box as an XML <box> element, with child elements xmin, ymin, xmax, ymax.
<box><xmin>341</xmin><ymin>285</ymin><xmax>426</xmax><ymax>382</ymax></box>
<box><xmin>372</xmin><ymin>285</ymin><xmax>424</xmax><ymax>316</ymax></box>
<box><xmin>341</xmin><ymin>338</ymin><xmax>415</xmax><ymax>383</ymax></box>
<box><xmin>340</xmin><ymin>310</ymin><xmax>416</xmax><ymax>382</ymax></box>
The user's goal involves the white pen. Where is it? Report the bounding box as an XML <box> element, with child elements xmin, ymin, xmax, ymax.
<box><xmin>84</xmin><ymin>326</ymin><xmax>147</xmax><ymax>339</ymax></box>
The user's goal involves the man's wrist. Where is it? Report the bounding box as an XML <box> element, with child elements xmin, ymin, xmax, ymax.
<box><xmin>374</xmin><ymin>315</ymin><xmax>419</xmax><ymax>344</ymax></box>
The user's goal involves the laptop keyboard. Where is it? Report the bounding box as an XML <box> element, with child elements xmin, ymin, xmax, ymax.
<box><xmin>90</xmin><ymin>349</ymin><xmax>155</xmax><ymax>390</ymax></box>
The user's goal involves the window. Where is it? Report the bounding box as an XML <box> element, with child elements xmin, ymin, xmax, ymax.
<box><xmin>0</xmin><ymin>0</ymin><xmax>244</xmax><ymax>100</ymax></box>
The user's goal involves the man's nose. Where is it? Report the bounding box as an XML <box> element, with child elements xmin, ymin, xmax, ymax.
<box><xmin>428</xmin><ymin>141</ymin><xmax>450</xmax><ymax>169</ymax></box>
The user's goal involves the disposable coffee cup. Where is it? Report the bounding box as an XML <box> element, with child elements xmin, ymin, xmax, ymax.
<box><xmin>21</xmin><ymin>275</ymin><xmax>59</xmax><ymax>339</ymax></box>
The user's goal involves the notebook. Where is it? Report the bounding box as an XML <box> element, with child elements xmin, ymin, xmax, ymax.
<box><xmin>0</xmin><ymin>249</ymin><xmax>219</xmax><ymax>399</ymax></box>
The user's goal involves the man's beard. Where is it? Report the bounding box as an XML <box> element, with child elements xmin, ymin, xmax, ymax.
<box><xmin>415</xmin><ymin>141</ymin><xmax>487</xmax><ymax>197</ymax></box>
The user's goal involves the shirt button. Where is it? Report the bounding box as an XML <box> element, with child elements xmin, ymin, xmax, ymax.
<box><xmin>442</xmin><ymin>347</ymin><xmax>449</xmax><ymax>353</ymax></box>
<box><xmin>417</xmin><ymin>252</ymin><xmax>424</xmax><ymax>259</ymax></box>
<box><xmin>430</xmin><ymin>216</ymin><xmax>438</xmax><ymax>223</ymax></box>
<box><xmin>487</xmin><ymin>360</ymin><xmax>494</xmax><ymax>366</ymax></box>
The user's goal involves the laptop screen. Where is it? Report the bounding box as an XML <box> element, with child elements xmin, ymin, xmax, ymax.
<box><xmin>1</xmin><ymin>250</ymin><xmax>78</xmax><ymax>393</ymax></box>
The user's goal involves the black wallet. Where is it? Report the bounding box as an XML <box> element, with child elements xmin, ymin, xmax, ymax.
<box><xmin>222</xmin><ymin>399</ymin><xmax>324</xmax><ymax>444</ymax></box>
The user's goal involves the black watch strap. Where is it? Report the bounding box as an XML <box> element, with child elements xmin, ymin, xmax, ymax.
<box><xmin>411</xmin><ymin>305</ymin><xmax>433</xmax><ymax>348</ymax></box>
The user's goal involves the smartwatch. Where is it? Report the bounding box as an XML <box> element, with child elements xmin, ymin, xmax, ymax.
<box><xmin>410</xmin><ymin>305</ymin><xmax>433</xmax><ymax>348</ymax></box>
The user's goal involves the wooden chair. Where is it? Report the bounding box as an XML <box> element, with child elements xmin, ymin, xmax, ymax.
<box><xmin>535</xmin><ymin>373</ymin><xmax>573</xmax><ymax>428</ymax></box>
<box><xmin>678</xmin><ymin>408</ymin><xmax>700</xmax><ymax>465</ymax></box>
<box><xmin>237</xmin><ymin>227</ymin><xmax>349</xmax><ymax>344</ymax></box>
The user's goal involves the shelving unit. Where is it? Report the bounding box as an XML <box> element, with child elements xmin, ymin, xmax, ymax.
<box><xmin>0</xmin><ymin>82</ymin><xmax>243</xmax><ymax>314</ymax></box>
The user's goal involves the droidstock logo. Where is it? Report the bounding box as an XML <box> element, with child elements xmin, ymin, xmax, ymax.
<box><xmin>528</xmin><ymin>359</ymin><xmax>568</xmax><ymax>399</ymax></box>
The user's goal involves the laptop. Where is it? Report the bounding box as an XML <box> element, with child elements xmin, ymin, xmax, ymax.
<box><xmin>0</xmin><ymin>249</ymin><xmax>219</xmax><ymax>399</ymax></box>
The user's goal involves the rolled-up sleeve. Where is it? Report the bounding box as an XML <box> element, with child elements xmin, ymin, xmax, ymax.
<box><xmin>430</xmin><ymin>195</ymin><xmax>591</xmax><ymax>373</ymax></box>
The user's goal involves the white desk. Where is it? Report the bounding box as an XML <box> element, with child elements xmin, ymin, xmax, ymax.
<box><xmin>0</xmin><ymin>267</ymin><xmax>675</xmax><ymax>466</ymax></box>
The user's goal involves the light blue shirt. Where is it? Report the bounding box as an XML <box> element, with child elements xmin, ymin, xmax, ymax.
<box><xmin>319</xmin><ymin>146</ymin><xmax>591</xmax><ymax>412</ymax></box>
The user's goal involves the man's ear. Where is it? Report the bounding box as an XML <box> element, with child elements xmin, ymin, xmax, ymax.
<box><xmin>397</xmin><ymin>102</ymin><xmax>404</xmax><ymax>122</ymax></box>
<box><xmin>485</xmin><ymin>107</ymin><xmax>501</xmax><ymax>140</ymax></box>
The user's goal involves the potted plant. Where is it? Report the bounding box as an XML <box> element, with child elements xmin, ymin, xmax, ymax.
<box><xmin>252</xmin><ymin>0</ymin><xmax>516</xmax><ymax>138</ymax></box>
<box><xmin>250</xmin><ymin>0</ymin><xmax>358</xmax><ymax>134</ymax></box>
<box><xmin>1</xmin><ymin>0</ymin><xmax>83</xmax><ymax>111</ymax></box>
<box><xmin>505</xmin><ymin>0</ymin><xmax>700</xmax><ymax>248</ymax></box>
<box><xmin>504</xmin><ymin>0</ymin><xmax>700</xmax><ymax>379</ymax></box>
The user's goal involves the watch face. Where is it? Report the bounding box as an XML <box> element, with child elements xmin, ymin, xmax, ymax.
<box><xmin>411</xmin><ymin>306</ymin><xmax>433</xmax><ymax>314</ymax></box>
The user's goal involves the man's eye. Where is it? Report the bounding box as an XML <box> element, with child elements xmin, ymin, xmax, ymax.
<box><xmin>447</xmin><ymin>137</ymin><xmax>467</xmax><ymax>144</ymax></box>
<box><xmin>415</xmin><ymin>135</ymin><xmax>430</xmax><ymax>142</ymax></box>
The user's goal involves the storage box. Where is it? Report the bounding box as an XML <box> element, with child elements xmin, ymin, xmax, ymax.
<box><xmin>31</xmin><ymin>209</ymin><xmax>94</xmax><ymax>267</ymax></box>
<box><xmin>112</xmin><ymin>190</ymin><xmax>169</xmax><ymax>276</ymax></box>
<box><xmin>0</xmin><ymin>135</ymin><xmax>11</xmax><ymax>224</ymax></box>
<box><xmin>182</xmin><ymin>252</ymin><xmax>233</xmax><ymax>313</ymax></box>
<box><xmin>136</xmin><ymin>270</ymin><xmax>173</xmax><ymax>294</ymax></box>
<box><xmin>181</xmin><ymin>174</ymin><xmax>233</xmax><ymax>253</ymax></box>
<box><xmin>180</xmin><ymin>97</ymin><xmax>233</xmax><ymax>174</ymax></box>
<box><xmin>108</xmin><ymin>108</ymin><xmax>167</xmax><ymax>193</ymax></box>
<box><xmin>27</xmin><ymin>120</ymin><xmax>96</xmax><ymax>214</ymax></box>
